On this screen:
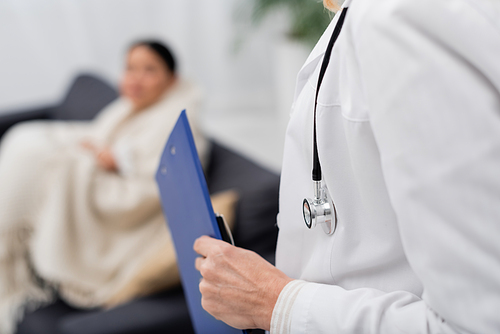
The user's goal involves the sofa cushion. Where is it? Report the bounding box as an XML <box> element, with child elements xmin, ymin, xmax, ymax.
<box><xmin>205</xmin><ymin>142</ymin><xmax>280</xmax><ymax>263</ymax></box>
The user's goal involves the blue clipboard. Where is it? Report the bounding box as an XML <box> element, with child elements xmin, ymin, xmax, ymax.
<box><xmin>155</xmin><ymin>110</ymin><xmax>247</xmax><ymax>334</ymax></box>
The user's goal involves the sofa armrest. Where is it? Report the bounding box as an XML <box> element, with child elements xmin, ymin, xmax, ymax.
<box><xmin>0</xmin><ymin>107</ymin><xmax>53</xmax><ymax>140</ymax></box>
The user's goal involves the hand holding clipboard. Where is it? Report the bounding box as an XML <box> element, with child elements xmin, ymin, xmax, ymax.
<box><xmin>156</xmin><ymin>111</ymin><xmax>283</xmax><ymax>333</ymax></box>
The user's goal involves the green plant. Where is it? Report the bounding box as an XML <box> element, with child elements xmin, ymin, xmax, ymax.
<box><xmin>251</xmin><ymin>0</ymin><xmax>334</xmax><ymax>46</ymax></box>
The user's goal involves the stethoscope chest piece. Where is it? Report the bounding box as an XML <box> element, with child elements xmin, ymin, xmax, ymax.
<box><xmin>303</xmin><ymin>181</ymin><xmax>337</xmax><ymax>235</ymax></box>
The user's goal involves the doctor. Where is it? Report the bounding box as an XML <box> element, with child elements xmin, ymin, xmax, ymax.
<box><xmin>194</xmin><ymin>0</ymin><xmax>500</xmax><ymax>333</ymax></box>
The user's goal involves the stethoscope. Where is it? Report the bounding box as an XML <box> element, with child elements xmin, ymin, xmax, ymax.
<box><xmin>302</xmin><ymin>7</ymin><xmax>348</xmax><ymax>235</ymax></box>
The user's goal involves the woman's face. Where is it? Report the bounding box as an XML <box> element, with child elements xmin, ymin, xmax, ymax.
<box><xmin>120</xmin><ymin>45</ymin><xmax>176</xmax><ymax>111</ymax></box>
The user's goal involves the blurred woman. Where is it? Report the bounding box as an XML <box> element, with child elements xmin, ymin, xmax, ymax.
<box><xmin>0</xmin><ymin>41</ymin><xmax>207</xmax><ymax>334</ymax></box>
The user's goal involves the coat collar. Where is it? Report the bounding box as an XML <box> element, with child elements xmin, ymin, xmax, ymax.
<box><xmin>293</xmin><ymin>0</ymin><xmax>352</xmax><ymax>102</ymax></box>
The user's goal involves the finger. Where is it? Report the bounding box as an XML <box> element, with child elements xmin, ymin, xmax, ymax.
<box><xmin>103</xmin><ymin>156</ymin><xmax>112</xmax><ymax>167</ymax></box>
<box><xmin>193</xmin><ymin>235</ymin><xmax>221</xmax><ymax>257</ymax></box>
<box><xmin>195</xmin><ymin>256</ymin><xmax>206</xmax><ymax>272</ymax></box>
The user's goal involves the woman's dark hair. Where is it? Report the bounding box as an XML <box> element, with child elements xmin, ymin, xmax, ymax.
<box><xmin>130</xmin><ymin>40</ymin><xmax>177</xmax><ymax>74</ymax></box>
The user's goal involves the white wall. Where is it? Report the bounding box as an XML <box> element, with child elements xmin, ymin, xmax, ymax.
<box><xmin>0</xmin><ymin>0</ymin><xmax>312</xmax><ymax>171</ymax></box>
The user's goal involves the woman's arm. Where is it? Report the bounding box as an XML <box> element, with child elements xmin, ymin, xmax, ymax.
<box><xmin>80</xmin><ymin>141</ymin><xmax>119</xmax><ymax>172</ymax></box>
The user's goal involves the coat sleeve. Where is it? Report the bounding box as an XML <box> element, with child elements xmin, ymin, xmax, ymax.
<box><xmin>271</xmin><ymin>0</ymin><xmax>500</xmax><ymax>333</ymax></box>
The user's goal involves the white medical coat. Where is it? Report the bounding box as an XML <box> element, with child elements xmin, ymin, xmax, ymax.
<box><xmin>272</xmin><ymin>0</ymin><xmax>500</xmax><ymax>333</ymax></box>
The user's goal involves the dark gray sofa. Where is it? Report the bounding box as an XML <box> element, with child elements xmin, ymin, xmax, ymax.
<box><xmin>0</xmin><ymin>74</ymin><xmax>279</xmax><ymax>334</ymax></box>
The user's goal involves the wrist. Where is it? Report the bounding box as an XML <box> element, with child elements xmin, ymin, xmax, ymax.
<box><xmin>269</xmin><ymin>280</ymin><xmax>310</xmax><ymax>334</ymax></box>
<box><xmin>258</xmin><ymin>275</ymin><xmax>293</xmax><ymax>331</ymax></box>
